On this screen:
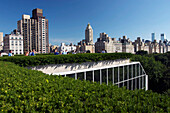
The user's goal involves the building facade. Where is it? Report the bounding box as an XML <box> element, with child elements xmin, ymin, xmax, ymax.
<box><xmin>95</xmin><ymin>33</ymin><xmax>122</xmax><ymax>53</ymax></box>
<box><xmin>3</xmin><ymin>30</ymin><xmax>23</xmax><ymax>55</ymax></box>
<box><xmin>17</xmin><ymin>8</ymin><xmax>49</xmax><ymax>54</ymax></box>
<box><xmin>85</xmin><ymin>23</ymin><xmax>93</xmax><ymax>45</ymax></box>
<box><xmin>120</xmin><ymin>36</ymin><xmax>134</xmax><ymax>53</ymax></box>
<box><xmin>133</xmin><ymin>37</ymin><xmax>170</xmax><ymax>54</ymax></box>
<box><xmin>59</xmin><ymin>43</ymin><xmax>76</xmax><ymax>53</ymax></box>
<box><xmin>77</xmin><ymin>24</ymin><xmax>95</xmax><ymax>53</ymax></box>
<box><xmin>0</xmin><ymin>32</ymin><xmax>3</xmax><ymax>51</ymax></box>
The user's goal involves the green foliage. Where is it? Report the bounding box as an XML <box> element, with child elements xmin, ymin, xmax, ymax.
<box><xmin>0</xmin><ymin>61</ymin><xmax>169</xmax><ymax>112</ymax></box>
<box><xmin>0</xmin><ymin>53</ymin><xmax>133</xmax><ymax>67</ymax></box>
<box><xmin>131</xmin><ymin>55</ymin><xmax>168</xmax><ymax>93</ymax></box>
<box><xmin>146</xmin><ymin>52</ymin><xmax>170</xmax><ymax>68</ymax></box>
<box><xmin>142</xmin><ymin>52</ymin><xmax>170</xmax><ymax>93</ymax></box>
<box><xmin>131</xmin><ymin>55</ymin><xmax>165</xmax><ymax>80</ymax></box>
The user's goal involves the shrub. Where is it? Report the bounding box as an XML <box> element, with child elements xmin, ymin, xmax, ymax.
<box><xmin>0</xmin><ymin>61</ymin><xmax>169</xmax><ymax>112</ymax></box>
<box><xmin>148</xmin><ymin>52</ymin><xmax>170</xmax><ymax>68</ymax></box>
<box><xmin>131</xmin><ymin>55</ymin><xmax>167</xmax><ymax>93</ymax></box>
<box><xmin>0</xmin><ymin>53</ymin><xmax>133</xmax><ymax>67</ymax></box>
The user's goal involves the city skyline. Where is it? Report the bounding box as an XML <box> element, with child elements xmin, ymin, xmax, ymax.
<box><xmin>1</xmin><ymin>0</ymin><xmax>170</xmax><ymax>45</ymax></box>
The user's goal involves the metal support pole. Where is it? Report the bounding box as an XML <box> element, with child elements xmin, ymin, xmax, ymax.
<box><xmin>65</xmin><ymin>74</ymin><xmax>66</xmax><ymax>77</ymax></box>
<box><xmin>75</xmin><ymin>73</ymin><xmax>77</xmax><ymax>80</ymax></box>
<box><xmin>127</xmin><ymin>65</ymin><xmax>129</xmax><ymax>90</ymax></box>
<box><xmin>145</xmin><ymin>75</ymin><xmax>148</xmax><ymax>90</ymax></box>
<box><xmin>142</xmin><ymin>76</ymin><xmax>144</xmax><ymax>89</ymax></box>
<box><xmin>93</xmin><ymin>70</ymin><xmax>94</xmax><ymax>82</ymax></box>
<box><xmin>141</xmin><ymin>64</ymin><xmax>144</xmax><ymax>89</ymax></box>
<box><xmin>84</xmin><ymin>72</ymin><xmax>86</xmax><ymax>80</ymax></box>
<box><xmin>123</xmin><ymin>66</ymin><xmax>124</xmax><ymax>86</ymax></box>
<box><xmin>113</xmin><ymin>67</ymin><xmax>114</xmax><ymax>85</ymax></box>
<box><xmin>100</xmin><ymin>69</ymin><xmax>102</xmax><ymax>85</ymax></box>
<box><xmin>107</xmin><ymin>68</ymin><xmax>108</xmax><ymax>85</ymax></box>
<box><xmin>139</xmin><ymin>64</ymin><xmax>140</xmax><ymax>89</ymax></box>
<box><xmin>131</xmin><ymin>65</ymin><xmax>133</xmax><ymax>90</ymax></box>
<box><xmin>135</xmin><ymin>64</ymin><xmax>137</xmax><ymax>89</ymax></box>
<box><xmin>118</xmin><ymin>67</ymin><xmax>119</xmax><ymax>87</ymax></box>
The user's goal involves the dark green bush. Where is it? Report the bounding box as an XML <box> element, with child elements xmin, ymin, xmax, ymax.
<box><xmin>147</xmin><ymin>52</ymin><xmax>170</xmax><ymax>68</ymax></box>
<box><xmin>0</xmin><ymin>53</ymin><xmax>133</xmax><ymax>67</ymax></box>
<box><xmin>0</xmin><ymin>61</ymin><xmax>169</xmax><ymax>112</ymax></box>
<box><xmin>131</xmin><ymin>55</ymin><xmax>168</xmax><ymax>93</ymax></box>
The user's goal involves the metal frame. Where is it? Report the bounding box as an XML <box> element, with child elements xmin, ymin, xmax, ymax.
<box><xmin>53</xmin><ymin>62</ymin><xmax>148</xmax><ymax>91</ymax></box>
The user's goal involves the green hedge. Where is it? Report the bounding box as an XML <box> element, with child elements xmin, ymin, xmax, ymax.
<box><xmin>0</xmin><ymin>53</ymin><xmax>133</xmax><ymax>67</ymax></box>
<box><xmin>0</xmin><ymin>61</ymin><xmax>169</xmax><ymax>112</ymax></box>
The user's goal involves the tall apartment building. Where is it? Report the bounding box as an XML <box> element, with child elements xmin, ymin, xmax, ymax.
<box><xmin>0</xmin><ymin>32</ymin><xmax>3</xmax><ymax>51</ymax></box>
<box><xmin>95</xmin><ymin>32</ymin><xmax>122</xmax><ymax>53</ymax></box>
<box><xmin>120</xmin><ymin>36</ymin><xmax>134</xmax><ymax>53</ymax></box>
<box><xmin>85</xmin><ymin>23</ymin><xmax>93</xmax><ymax>45</ymax></box>
<box><xmin>3</xmin><ymin>30</ymin><xmax>23</xmax><ymax>55</ymax></box>
<box><xmin>77</xmin><ymin>23</ymin><xmax>95</xmax><ymax>53</ymax></box>
<box><xmin>17</xmin><ymin>8</ymin><xmax>49</xmax><ymax>53</ymax></box>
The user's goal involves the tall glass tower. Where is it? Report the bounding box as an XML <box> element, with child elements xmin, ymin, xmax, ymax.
<box><xmin>151</xmin><ymin>33</ymin><xmax>155</xmax><ymax>42</ymax></box>
<box><xmin>161</xmin><ymin>33</ymin><xmax>166</xmax><ymax>42</ymax></box>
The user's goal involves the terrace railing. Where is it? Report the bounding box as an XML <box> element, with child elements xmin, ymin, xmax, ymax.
<box><xmin>53</xmin><ymin>62</ymin><xmax>148</xmax><ymax>90</ymax></box>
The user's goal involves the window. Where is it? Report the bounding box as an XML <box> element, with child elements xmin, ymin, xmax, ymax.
<box><xmin>11</xmin><ymin>37</ymin><xmax>13</xmax><ymax>39</ymax></box>
<box><xmin>15</xmin><ymin>37</ymin><xmax>17</xmax><ymax>39</ymax></box>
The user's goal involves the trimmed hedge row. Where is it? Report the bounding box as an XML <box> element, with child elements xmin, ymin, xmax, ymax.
<box><xmin>0</xmin><ymin>61</ymin><xmax>169</xmax><ymax>112</ymax></box>
<box><xmin>0</xmin><ymin>53</ymin><xmax>133</xmax><ymax>67</ymax></box>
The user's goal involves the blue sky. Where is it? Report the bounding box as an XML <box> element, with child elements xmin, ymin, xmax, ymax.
<box><xmin>0</xmin><ymin>0</ymin><xmax>170</xmax><ymax>45</ymax></box>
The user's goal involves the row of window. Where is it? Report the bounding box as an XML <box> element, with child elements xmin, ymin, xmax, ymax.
<box><xmin>11</xmin><ymin>44</ymin><xmax>22</xmax><ymax>46</ymax></box>
<box><xmin>11</xmin><ymin>41</ymin><xmax>22</xmax><ymax>43</ymax></box>
<box><xmin>11</xmin><ymin>52</ymin><xmax>23</xmax><ymax>55</ymax></box>
<box><xmin>10</xmin><ymin>50</ymin><xmax>23</xmax><ymax>51</ymax></box>
<box><xmin>11</xmin><ymin>37</ymin><xmax>22</xmax><ymax>39</ymax></box>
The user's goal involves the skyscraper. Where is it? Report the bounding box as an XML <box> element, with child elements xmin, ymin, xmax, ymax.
<box><xmin>32</xmin><ymin>8</ymin><xmax>49</xmax><ymax>53</ymax></box>
<box><xmin>85</xmin><ymin>23</ymin><xmax>93</xmax><ymax>45</ymax></box>
<box><xmin>161</xmin><ymin>33</ymin><xmax>166</xmax><ymax>42</ymax></box>
<box><xmin>151</xmin><ymin>33</ymin><xmax>155</xmax><ymax>42</ymax></box>
<box><xmin>17</xmin><ymin>8</ymin><xmax>49</xmax><ymax>53</ymax></box>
